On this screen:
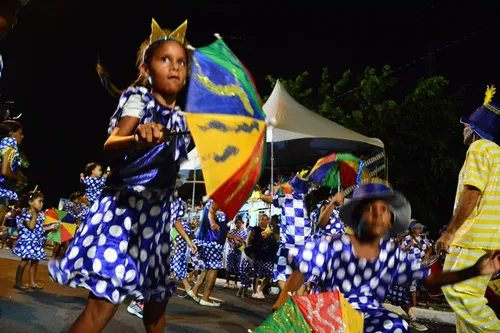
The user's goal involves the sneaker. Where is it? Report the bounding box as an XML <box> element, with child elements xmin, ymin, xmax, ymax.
<box><xmin>187</xmin><ymin>289</ymin><xmax>200</xmax><ymax>302</ymax></box>
<box><xmin>127</xmin><ymin>301</ymin><xmax>144</xmax><ymax>319</ymax></box>
<box><xmin>199</xmin><ymin>299</ymin><xmax>220</xmax><ymax>307</ymax></box>
<box><xmin>410</xmin><ymin>321</ymin><xmax>428</xmax><ymax>331</ymax></box>
<box><xmin>237</xmin><ymin>288</ymin><xmax>243</xmax><ymax>297</ymax></box>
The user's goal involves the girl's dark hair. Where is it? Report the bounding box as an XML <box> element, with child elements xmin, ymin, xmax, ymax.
<box><xmin>69</xmin><ymin>191</ymin><xmax>83</xmax><ymax>202</ymax></box>
<box><xmin>19</xmin><ymin>191</ymin><xmax>43</xmax><ymax>208</ymax></box>
<box><xmin>0</xmin><ymin>120</ymin><xmax>22</xmax><ymax>139</ymax></box>
<box><xmin>85</xmin><ymin>162</ymin><xmax>100</xmax><ymax>176</ymax></box>
<box><xmin>304</xmin><ymin>186</ymin><xmax>332</xmax><ymax>215</ymax></box>
<box><xmin>97</xmin><ymin>29</ymin><xmax>192</xmax><ymax>99</ymax></box>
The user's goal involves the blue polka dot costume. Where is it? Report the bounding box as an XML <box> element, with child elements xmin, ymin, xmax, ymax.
<box><xmin>239</xmin><ymin>254</ymin><xmax>254</xmax><ymax>288</ymax></box>
<box><xmin>170</xmin><ymin>198</ymin><xmax>191</xmax><ymax>280</ymax></box>
<box><xmin>401</xmin><ymin>234</ymin><xmax>431</xmax><ymax>261</ymax></box>
<box><xmin>0</xmin><ymin>137</ymin><xmax>22</xmax><ymax>201</ymax></box>
<box><xmin>226</xmin><ymin>228</ymin><xmax>247</xmax><ymax>274</ymax></box>
<box><xmin>272</xmin><ymin>193</ymin><xmax>312</xmax><ymax>282</ymax></box>
<box><xmin>63</xmin><ymin>201</ymin><xmax>90</xmax><ymax>221</ymax></box>
<box><xmin>309</xmin><ymin>199</ymin><xmax>345</xmax><ymax>241</ymax></box>
<box><xmin>290</xmin><ymin>235</ymin><xmax>430</xmax><ymax>333</ymax></box>
<box><xmin>12</xmin><ymin>208</ymin><xmax>46</xmax><ymax>260</ymax></box>
<box><xmin>193</xmin><ymin>200</ymin><xmax>228</xmax><ymax>270</ymax></box>
<box><xmin>81</xmin><ymin>176</ymin><xmax>106</xmax><ymax>204</ymax></box>
<box><xmin>49</xmin><ymin>86</ymin><xmax>190</xmax><ymax>304</ymax></box>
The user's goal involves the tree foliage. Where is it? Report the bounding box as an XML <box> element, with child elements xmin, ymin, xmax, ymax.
<box><xmin>265</xmin><ymin>66</ymin><xmax>466</xmax><ymax>232</ymax></box>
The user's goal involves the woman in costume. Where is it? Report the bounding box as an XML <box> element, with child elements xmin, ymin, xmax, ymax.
<box><xmin>49</xmin><ymin>19</ymin><xmax>191</xmax><ymax>332</ymax></box>
<box><xmin>224</xmin><ymin>214</ymin><xmax>247</xmax><ymax>289</ymax></box>
<box><xmin>191</xmin><ymin>199</ymin><xmax>243</xmax><ymax>306</ymax></box>
<box><xmin>273</xmin><ymin>180</ymin><xmax>500</xmax><ymax>332</ymax></box>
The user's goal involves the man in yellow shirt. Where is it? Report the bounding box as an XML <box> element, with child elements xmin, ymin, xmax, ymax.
<box><xmin>437</xmin><ymin>85</ymin><xmax>500</xmax><ymax>332</ymax></box>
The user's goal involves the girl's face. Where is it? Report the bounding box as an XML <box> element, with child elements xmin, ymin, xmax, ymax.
<box><xmin>30</xmin><ymin>197</ymin><xmax>44</xmax><ymax>212</ymax></box>
<box><xmin>10</xmin><ymin>128</ymin><xmax>23</xmax><ymax>145</ymax></box>
<box><xmin>235</xmin><ymin>220</ymin><xmax>243</xmax><ymax>229</ymax></box>
<box><xmin>359</xmin><ymin>200</ymin><xmax>392</xmax><ymax>238</ymax></box>
<box><xmin>91</xmin><ymin>165</ymin><xmax>103</xmax><ymax>178</ymax></box>
<box><xmin>145</xmin><ymin>40</ymin><xmax>187</xmax><ymax>97</ymax></box>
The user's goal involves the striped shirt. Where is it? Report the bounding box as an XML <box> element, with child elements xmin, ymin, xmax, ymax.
<box><xmin>452</xmin><ymin>139</ymin><xmax>500</xmax><ymax>250</ymax></box>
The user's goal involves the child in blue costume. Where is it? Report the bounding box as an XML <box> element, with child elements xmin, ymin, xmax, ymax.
<box><xmin>80</xmin><ymin>162</ymin><xmax>109</xmax><ymax>205</ymax></box>
<box><xmin>0</xmin><ymin>121</ymin><xmax>26</xmax><ymax>226</ymax></box>
<box><xmin>48</xmin><ymin>19</ymin><xmax>191</xmax><ymax>333</ymax></box>
<box><xmin>13</xmin><ymin>191</ymin><xmax>55</xmax><ymax>289</ymax></box>
<box><xmin>273</xmin><ymin>180</ymin><xmax>500</xmax><ymax>333</ymax></box>
<box><xmin>306</xmin><ymin>187</ymin><xmax>346</xmax><ymax>241</ymax></box>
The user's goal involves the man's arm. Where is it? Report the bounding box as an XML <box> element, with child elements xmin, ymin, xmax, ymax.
<box><xmin>446</xmin><ymin>185</ymin><xmax>481</xmax><ymax>234</ymax></box>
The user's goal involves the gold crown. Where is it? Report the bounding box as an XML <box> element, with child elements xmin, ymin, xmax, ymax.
<box><xmin>296</xmin><ymin>169</ymin><xmax>310</xmax><ymax>181</ymax></box>
<box><xmin>484</xmin><ymin>85</ymin><xmax>496</xmax><ymax>106</ymax></box>
<box><xmin>150</xmin><ymin>18</ymin><xmax>187</xmax><ymax>45</ymax></box>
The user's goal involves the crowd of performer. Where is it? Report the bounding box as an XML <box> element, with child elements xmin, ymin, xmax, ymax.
<box><xmin>2</xmin><ymin>3</ymin><xmax>500</xmax><ymax>332</ymax></box>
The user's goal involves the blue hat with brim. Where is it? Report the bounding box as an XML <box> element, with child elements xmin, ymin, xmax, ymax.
<box><xmin>339</xmin><ymin>180</ymin><xmax>411</xmax><ymax>238</ymax></box>
<box><xmin>461</xmin><ymin>86</ymin><xmax>500</xmax><ymax>144</ymax></box>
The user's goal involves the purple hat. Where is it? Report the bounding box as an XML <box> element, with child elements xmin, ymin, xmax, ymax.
<box><xmin>339</xmin><ymin>180</ymin><xmax>411</xmax><ymax>237</ymax></box>
<box><xmin>461</xmin><ymin>86</ymin><xmax>500</xmax><ymax>144</ymax></box>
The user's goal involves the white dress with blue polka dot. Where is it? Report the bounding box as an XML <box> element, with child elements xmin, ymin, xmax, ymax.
<box><xmin>170</xmin><ymin>197</ymin><xmax>191</xmax><ymax>280</ymax></box>
<box><xmin>48</xmin><ymin>86</ymin><xmax>190</xmax><ymax>304</ymax></box>
<box><xmin>193</xmin><ymin>200</ymin><xmax>228</xmax><ymax>270</ymax></box>
<box><xmin>290</xmin><ymin>234</ymin><xmax>430</xmax><ymax>333</ymax></box>
<box><xmin>12</xmin><ymin>208</ymin><xmax>46</xmax><ymax>260</ymax></box>
<box><xmin>0</xmin><ymin>137</ymin><xmax>22</xmax><ymax>200</ymax></box>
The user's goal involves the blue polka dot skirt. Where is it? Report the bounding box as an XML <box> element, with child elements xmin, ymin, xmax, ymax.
<box><xmin>170</xmin><ymin>239</ymin><xmax>188</xmax><ymax>280</ymax></box>
<box><xmin>49</xmin><ymin>188</ymin><xmax>175</xmax><ymax>304</ymax></box>
<box><xmin>192</xmin><ymin>240</ymin><xmax>224</xmax><ymax>270</ymax></box>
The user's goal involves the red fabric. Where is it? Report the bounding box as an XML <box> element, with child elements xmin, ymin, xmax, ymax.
<box><xmin>339</xmin><ymin>162</ymin><xmax>357</xmax><ymax>189</ymax></box>
<box><xmin>292</xmin><ymin>291</ymin><xmax>345</xmax><ymax>333</ymax></box>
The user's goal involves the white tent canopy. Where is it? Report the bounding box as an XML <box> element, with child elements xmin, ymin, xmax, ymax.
<box><xmin>264</xmin><ymin>80</ymin><xmax>384</xmax><ymax>149</ymax></box>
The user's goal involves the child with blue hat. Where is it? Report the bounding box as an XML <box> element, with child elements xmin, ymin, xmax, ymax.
<box><xmin>273</xmin><ymin>179</ymin><xmax>500</xmax><ymax>333</ymax></box>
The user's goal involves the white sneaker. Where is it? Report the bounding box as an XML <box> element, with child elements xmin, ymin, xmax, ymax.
<box><xmin>187</xmin><ymin>290</ymin><xmax>200</xmax><ymax>302</ymax></box>
<box><xmin>199</xmin><ymin>299</ymin><xmax>220</xmax><ymax>307</ymax></box>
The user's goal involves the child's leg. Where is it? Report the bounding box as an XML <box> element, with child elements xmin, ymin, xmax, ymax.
<box><xmin>143</xmin><ymin>300</ymin><xmax>168</xmax><ymax>333</ymax></box>
<box><xmin>29</xmin><ymin>260</ymin><xmax>41</xmax><ymax>287</ymax></box>
<box><xmin>14</xmin><ymin>259</ymin><xmax>29</xmax><ymax>288</ymax></box>
<box><xmin>69</xmin><ymin>293</ymin><xmax>119</xmax><ymax>333</ymax></box>
<box><xmin>181</xmin><ymin>278</ymin><xmax>192</xmax><ymax>292</ymax></box>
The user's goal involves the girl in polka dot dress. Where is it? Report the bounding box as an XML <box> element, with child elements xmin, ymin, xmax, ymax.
<box><xmin>13</xmin><ymin>191</ymin><xmax>56</xmax><ymax>289</ymax></box>
<box><xmin>80</xmin><ymin>162</ymin><xmax>109</xmax><ymax>205</ymax></box>
<box><xmin>306</xmin><ymin>187</ymin><xmax>346</xmax><ymax>241</ymax></box>
<box><xmin>170</xmin><ymin>195</ymin><xmax>199</xmax><ymax>301</ymax></box>
<box><xmin>0</xmin><ymin>121</ymin><xmax>27</xmax><ymax>223</ymax></box>
<box><xmin>225</xmin><ymin>215</ymin><xmax>247</xmax><ymax>289</ymax></box>
<box><xmin>272</xmin><ymin>180</ymin><xmax>500</xmax><ymax>333</ymax></box>
<box><xmin>49</xmin><ymin>18</ymin><xmax>191</xmax><ymax>332</ymax></box>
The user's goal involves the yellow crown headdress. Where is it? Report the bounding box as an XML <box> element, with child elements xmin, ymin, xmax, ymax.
<box><xmin>359</xmin><ymin>177</ymin><xmax>392</xmax><ymax>189</ymax></box>
<box><xmin>143</xmin><ymin>18</ymin><xmax>188</xmax><ymax>62</ymax></box>
<box><xmin>296</xmin><ymin>169</ymin><xmax>310</xmax><ymax>181</ymax></box>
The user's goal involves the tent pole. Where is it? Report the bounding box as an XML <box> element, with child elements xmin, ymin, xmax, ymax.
<box><xmin>270</xmin><ymin>126</ymin><xmax>274</xmax><ymax>217</ymax></box>
<box><xmin>191</xmin><ymin>158</ymin><xmax>197</xmax><ymax>223</ymax></box>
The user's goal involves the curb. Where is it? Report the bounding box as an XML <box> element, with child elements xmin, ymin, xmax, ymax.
<box><xmin>383</xmin><ymin>303</ymin><xmax>456</xmax><ymax>325</ymax></box>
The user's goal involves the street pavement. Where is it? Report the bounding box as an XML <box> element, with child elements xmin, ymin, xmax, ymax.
<box><xmin>0</xmin><ymin>250</ymin><xmax>456</xmax><ymax>332</ymax></box>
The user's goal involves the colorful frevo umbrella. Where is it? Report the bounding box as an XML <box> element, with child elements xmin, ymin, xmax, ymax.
<box><xmin>185</xmin><ymin>36</ymin><xmax>267</xmax><ymax>219</ymax></box>
<box><xmin>309</xmin><ymin>153</ymin><xmax>369</xmax><ymax>191</ymax></box>
<box><xmin>252</xmin><ymin>290</ymin><xmax>363</xmax><ymax>333</ymax></box>
<box><xmin>273</xmin><ymin>178</ymin><xmax>293</xmax><ymax>196</ymax></box>
<box><xmin>43</xmin><ymin>209</ymin><xmax>77</xmax><ymax>243</ymax></box>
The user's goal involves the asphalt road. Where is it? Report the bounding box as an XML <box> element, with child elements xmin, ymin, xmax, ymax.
<box><xmin>0</xmin><ymin>250</ymin><xmax>456</xmax><ymax>332</ymax></box>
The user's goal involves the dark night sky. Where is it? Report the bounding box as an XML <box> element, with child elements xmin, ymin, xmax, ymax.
<box><xmin>0</xmin><ymin>0</ymin><xmax>499</xmax><ymax>207</ymax></box>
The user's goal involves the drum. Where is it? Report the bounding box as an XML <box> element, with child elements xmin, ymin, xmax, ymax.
<box><xmin>422</xmin><ymin>255</ymin><xmax>444</xmax><ymax>297</ymax></box>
